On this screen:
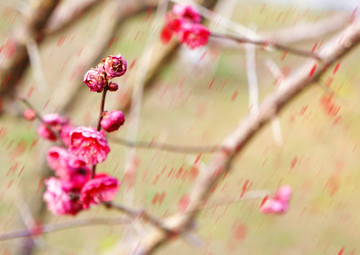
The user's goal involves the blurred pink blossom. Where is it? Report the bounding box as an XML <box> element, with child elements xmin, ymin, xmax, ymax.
<box><xmin>172</xmin><ymin>4</ymin><xmax>201</xmax><ymax>23</ymax></box>
<box><xmin>179</xmin><ymin>23</ymin><xmax>210</xmax><ymax>49</ymax></box>
<box><xmin>43</xmin><ymin>177</ymin><xmax>83</xmax><ymax>216</ymax></box>
<box><xmin>47</xmin><ymin>147</ymin><xmax>91</xmax><ymax>190</ymax></box>
<box><xmin>37</xmin><ymin>113</ymin><xmax>69</xmax><ymax>141</ymax></box>
<box><xmin>260</xmin><ymin>185</ymin><xmax>292</xmax><ymax>215</ymax></box>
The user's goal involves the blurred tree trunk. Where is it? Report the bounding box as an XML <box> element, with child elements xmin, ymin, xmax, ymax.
<box><xmin>0</xmin><ymin>0</ymin><xmax>60</xmax><ymax>99</ymax></box>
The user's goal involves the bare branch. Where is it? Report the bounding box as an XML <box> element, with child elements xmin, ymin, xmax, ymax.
<box><xmin>262</xmin><ymin>13</ymin><xmax>351</xmax><ymax>44</ymax></box>
<box><xmin>44</xmin><ymin>0</ymin><xmax>106</xmax><ymax>36</ymax></box>
<box><xmin>132</xmin><ymin>18</ymin><xmax>360</xmax><ymax>254</ymax></box>
<box><xmin>110</xmin><ymin>136</ymin><xmax>220</xmax><ymax>153</ymax></box>
<box><xmin>211</xmin><ymin>32</ymin><xmax>322</xmax><ymax>60</ymax></box>
<box><xmin>245</xmin><ymin>30</ymin><xmax>259</xmax><ymax>114</ymax></box>
<box><xmin>103</xmin><ymin>202</ymin><xmax>171</xmax><ymax>233</ymax></box>
<box><xmin>0</xmin><ymin>217</ymin><xmax>129</xmax><ymax>241</ymax></box>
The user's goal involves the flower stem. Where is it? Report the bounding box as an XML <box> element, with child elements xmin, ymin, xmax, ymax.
<box><xmin>97</xmin><ymin>86</ymin><xmax>108</xmax><ymax>131</ymax></box>
<box><xmin>92</xmin><ymin>85</ymin><xmax>108</xmax><ymax>178</ymax></box>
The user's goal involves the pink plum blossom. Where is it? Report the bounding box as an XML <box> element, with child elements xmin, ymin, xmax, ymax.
<box><xmin>60</xmin><ymin>124</ymin><xmax>74</xmax><ymax>147</ymax></box>
<box><xmin>43</xmin><ymin>177</ymin><xmax>83</xmax><ymax>216</ymax></box>
<box><xmin>179</xmin><ymin>23</ymin><xmax>210</xmax><ymax>49</ymax></box>
<box><xmin>47</xmin><ymin>147</ymin><xmax>91</xmax><ymax>190</ymax></box>
<box><xmin>69</xmin><ymin>127</ymin><xmax>110</xmax><ymax>165</ymax></box>
<box><xmin>83</xmin><ymin>65</ymin><xmax>107</xmax><ymax>93</ymax></box>
<box><xmin>172</xmin><ymin>4</ymin><xmax>201</xmax><ymax>23</ymax></box>
<box><xmin>81</xmin><ymin>174</ymin><xmax>120</xmax><ymax>209</ymax></box>
<box><xmin>37</xmin><ymin>113</ymin><xmax>69</xmax><ymax>142</ymax></box>
<box><xmin>103</xmin><ymin>54</ymin><xmax>127</xmax><ymax>78</ymax></box>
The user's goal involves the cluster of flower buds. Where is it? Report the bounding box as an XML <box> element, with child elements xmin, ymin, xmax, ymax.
<box><xmin>24</xmin><ymin>54</ymin><xmax>128</xmax><ymax>216</ymax></box>
<box><xmin>260</xmin><ymin>185</ymin><xmax>292</xmax><ymax>214</ymax></box>
<box><xmin>83</xmin><ymin>54</ymin><xmax>127</xmax><ymax>93</ymax></box>
<box><xmin>161</xmin><ymin>4</ymin><xmax>210</xmax><ymax>49</ymax></box>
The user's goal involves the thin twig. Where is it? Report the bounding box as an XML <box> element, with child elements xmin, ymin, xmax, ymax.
<box><xmin>0</xmin><ymin>217</ymin><xmax>129</xmax><ymax>241</ymax></box>
<box><xmin>103</xmin><ymin>202</ymin><xmax>171</xmax><ymax>233</ymax></box>
<box><xmin>18</xmin><ymin>97</ymin><xmax>222</xmax><ymax>154</ymax></box>
<box><xmin>18</xmin><ymin>96</ymin><xmax>65</xmax><ymax>147</ymax></box>
<box><xmin>110</xmin><ymin>136</ymin><xmax>221</xmax><ymax>153</ymax></box>
<box><xmin>211</xmin><ymin>32</ymin><xmax>322</xmax><ymax>60</ymax></box>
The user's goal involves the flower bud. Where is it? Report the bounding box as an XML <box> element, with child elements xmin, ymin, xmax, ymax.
<box><xmin>108</xmin><ymin>82</ymin><xmax>119</xmax><ymax>92</ymax></box>
<box><xmin>23</xmin><ymin>109</ymin><xmax>36</xmax><ymax>121</ymax></box>
<box><xmin>83</xmin><ymin>65</ymin><xmax>107</xmax><ymax>93</ymax></box>
<box><xmin>100</xmin><ymin>111</ymin><xmax>125</xmax><ymax>133</ymax></box>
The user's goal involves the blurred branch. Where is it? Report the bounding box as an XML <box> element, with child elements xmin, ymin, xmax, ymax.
<box><xmin>0</xmin><ymin>217</ymin><xmax>129</xmax><ymax>241</ymax></box>
<box><xmin>44</xmin><ymin>0</ymin><xmax>107</xmax><ymax>36</ymax></box>
<box><xmin>0</xmin><ymin>0</ymin><xmax>60</xmax><ymax>97</ymax></box>
<box><xmin>211</xmin><ymin>32</ymin><xmax>322</xmax><ymax>60</ymax></box>
<box><xmin>59</xmin><ymin>0</ymin><xmax>154</xmax><ymax>114</ymax></box>
<box><xmin>262</xmin><ymin>13</ymin><xmax>351</xmax><ymax>44</ymax></box>
<box><xmin>266</xmin><ymin>59</ymin><xmax>284</xmax><ymax>146</ymax></box>
<box><xmin>110</xmin><ymin>136</ymin><xmax>220</xmax><ymax>153</ymax></box>
<box><xmin>26</xmin><ymin>39</ymin><xmax>48</xmax><ymax>93</ymax></box>
<box><xmin>130</xmin><ymin>18</ymin><xmax>360</xmax><ymax>255</ymax></box>
<box><xmin>245</xmin><ymin>30</ymin><xmax>259</xmax><ymax>114</ymax></box>
<box><xmin>103</xmin><ymin>202</ymin><xmax>171</xmax><ymax>233</ymax></box>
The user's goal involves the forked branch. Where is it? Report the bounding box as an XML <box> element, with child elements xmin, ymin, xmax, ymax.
<box><xmin>131</xmin><ymin>18</ymin><xmax>360</xmax><ymax>254</ymax></box>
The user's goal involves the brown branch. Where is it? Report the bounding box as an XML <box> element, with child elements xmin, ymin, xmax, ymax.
<box><xmin>131</xmin><ymin>18</ymin><xmax>360</xmax><ymax>254</ymax></box>
<box><xmin>0</xmin><ymin>217</ymin><xmax>129</xmax><ymax>241</ymax></box>
<box><xmin>44</xmin><ymin>0</ymin><xmax>106</xmax><ymax>36</ymax></box>
<box><xmin>262</xmin><ymin>13</ymin><xmax>351</xmax><ymax>44</ymax></box>
<box><xmin>211</xmin><ymin>32</ymin><xmax>322</xmax><ymax>60</ymax></box>
<box><xmin>103</xmin><ymin>202</ymin><xmax>172</xmax><ymax>233</ymax></box>
<box><xmin>110</xmin><ymin>136</ymin><xmax>220</xmax><ymax>153</ymax></box>
<box><xmin>0</xmin><ymin>0</ymin><xmax>60</xmax><ymax>97</ymax></box>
